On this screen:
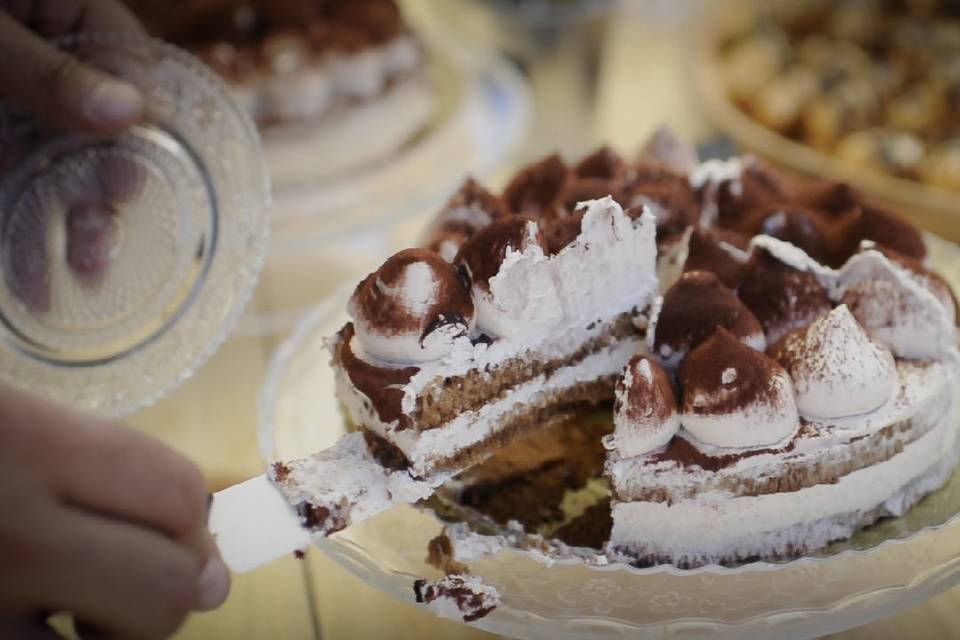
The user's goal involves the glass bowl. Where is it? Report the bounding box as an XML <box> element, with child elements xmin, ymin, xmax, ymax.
<box><xmin>690</xmin><ymin>2</ymin><xmax>960</xmax><ymax>244</ymax></box>
<box><xmin>0</xmin><ymin>34</ymin><xmax>270</xmax><ymax>417</ymax></box>
<box><xmin>259</xmin><ymin>235</ymin><xmax>960</xmax><ymax>639</ymax></box>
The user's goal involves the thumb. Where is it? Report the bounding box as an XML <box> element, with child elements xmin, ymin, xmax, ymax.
<box><xmin>0</xmin><ymin>11</ymin><xmax>144</xmax><ymax>135</ymax></box>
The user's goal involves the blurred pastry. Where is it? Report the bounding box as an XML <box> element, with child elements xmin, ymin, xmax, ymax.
<box><xmin>720</xmin><ymin>0</ymin><xmax>960</xmax><ymax>193</ymax></box>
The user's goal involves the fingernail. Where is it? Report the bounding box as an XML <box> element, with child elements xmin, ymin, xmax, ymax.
<box><xmin>196</xmin><ymin>553</ymin><xmax>230</xmax><ymax>611</ymax></box>
<box><xmin>83</xmin><ymin>79</ymin><xmax>144</xmax><ymax>129</ymax></box>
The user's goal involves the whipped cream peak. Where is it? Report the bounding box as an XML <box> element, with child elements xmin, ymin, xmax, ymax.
<box><xmin>456</xmin><ymin>216</ymin><xmax>545</xmax><ymax>293</ymax></box>
<box><xmin>837</xmin><ymin>246</ymin><xmax>956</xmax><ymax>359</ymax></box>
<box><xmin>501</xmin><ymin>153</ymin><xmax>571</xmax><ymax>220</ymax></box>
<box><xmin>608</xmin><ymin>355</ymin><xmax>680</xmax><ymax>457</ymax></box>
<box><xmin>679</xmin><ymin>328</ymin><xmax>799</xmax><ymax>448</ymax></box>
<box><xmin>689</xmin><ymin>157</ymin><xmax>745</xmax><ymax>192</ymax></box>
<box><xmin>738</xmin><ymin>237</ymin><xmax>835</xmax><ymax>345</ymax></box>
<box><xmin>858</xmin><ymin>241</ymin><xmax>958</xmax><ymax>326</ymax></box>
<box><xmin>773</xmin><ymin>305</ymin><xmax>898</xmax><ymax>419</ymax></box>
<box><xmin>747</xmin><ymin>235</ymin><xmax>838</xmax><ymax>285</ymax></box>
<box><xmin>649</xmin><ymin>270</ymin><xmax>765</xmax><ymax>369</ymax></box>
<box><xmin>348</xmin><ymin>248</ymin><xmax>475</xmax><ymax>363</ymax></box>
<box><xmin>461</xmin><ymin>197</ymin><xmax>658</xmax><ymax>342</ymax></box>
<box><xmin>689</xmin><ymin>157</ymin><xmax>745</xmax><ymax>228</ymax></box>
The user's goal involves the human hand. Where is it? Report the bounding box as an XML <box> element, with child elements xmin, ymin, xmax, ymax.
<box><xmin>0</xmin><ymin>384</ymin><xmax>230</xmax><ymax>639</ymax></box>
<box><xmin>0</xmin><ymin>0</ymin><xmax>146</xmax><ymax>134</ymax></box>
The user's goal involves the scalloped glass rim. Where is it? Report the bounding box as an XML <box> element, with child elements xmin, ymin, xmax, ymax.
<box><xmin>0</xmin><ymin>33</ymin><xmax>270</xmax><ymax>417</ymax></box>
<box><xmin>258</xmin><ymin>234</ymin><xmax>960</xmax><ymax>638</ymax></box>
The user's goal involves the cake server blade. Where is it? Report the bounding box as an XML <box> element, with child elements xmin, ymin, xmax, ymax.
<box><xmin>208</xmin><ymin>474</ymin><xmax>311</xmax><ymax>574</ymax></box>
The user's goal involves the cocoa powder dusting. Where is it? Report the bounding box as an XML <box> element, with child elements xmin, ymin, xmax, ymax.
<box><xmin>678</xmin><ymin>327</ymin><xmax>788</xmax><ymax>416</ymax></box>
<box><xmin>336</xmin><ymin>324</ymin><xmax>419</xmax><ymax>428</ymax></box>
<box><xmin>654</xmin><ymin>271</ymin><xmax>762</xmax><ymax>356</ymax></box>
<box><xmin>455</xmin><ymin>216</ymin><xmax>545</xmax><ymax>291</ymax></box>
<box><xmin>501</xmin><ymin>154</ymin><xmax>571</xmax><ymax>220</ymax></box>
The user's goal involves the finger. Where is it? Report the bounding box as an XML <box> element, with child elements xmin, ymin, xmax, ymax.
<box><xmin>0</xmin><ymin>11</ymin><xmax>144</xmax><ymax>134</ymax></box>
<box><xmin>0</xmin><ymin>385</ymin><xmax>209</xmax><ymax>542</ymax></box>
<box><xmin>3</xmin><ymin>0</ymin><xmax>146</xmax><ymax>39</ymax></box>
<box><xmin>195</xmin><ymin>535</ymin><xmax>230</xmax><ymax>612</ymax></box>
<box><xmin>13</xmin><ymin>504</ymin><xmax>203</xmax><ymax>640</ymax></box>
<box><xmin>66</xmin><ymin>203</ymin><xmax>118</xmax><ymax>284</ymax></box>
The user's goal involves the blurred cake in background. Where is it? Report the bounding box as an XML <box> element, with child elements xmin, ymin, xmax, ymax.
<box><xmin>719</xmin><ymin>0</ymin><xmax>960</xmax><ymax>193</ymax></box>
<box><xmin>131</xmin><ymin>0</ymin><xmax>435</xmax><ymax>181</ymax></box>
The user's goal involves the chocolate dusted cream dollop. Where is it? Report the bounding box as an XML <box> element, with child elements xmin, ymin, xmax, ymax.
<box><xmin>650</xmin><ymin>270</ymin><xmax>765</xmax><ymax>369</ymax></box>
<box><xmin>423</xmin><ymin>178</ymin><xmax>510</xmax><ymax>262</ymax></box>
<box><xmin>837</xmin><ymin>243</ymin><xmax>957</xmax><ymax>359</ymax></box>
<box><xmin>501</xmin><ymin>154</ymin><xmax>571</xmax><ymax>220</ymax></box>
<box><xmin>348</xmin><ymin>248</ymin><xmax>475</xmax><ymax>363</ymax></box>
<box><xmin>679</xmin><ymin>328</ymin><xmax>799</xmax><ymax>449</ymax></box>
<box><xmin>871</xmin><ymin>243</ymin><xmax>959</xmax><ymax>326</ymax></box>
<box><xmin>628</xmin><ymin>163</ymin><xmax>701</xmax><ymax>241</ymax></box>
<box><xmin>606</xmin><ymin>355</ymin><xmax>680</xmax><ymax>457</ymax></box>
<box><xmin>454</xmin><ymin>216</ymin><xmax>552</xmax><ymax>338</ymax></box>
<box><xmin>560</xmin><ymin>146</ymin><xmax>631</xmax><ymax>215</ymax></box>
<box><xmin>738</xmin><ymin>239</ymin><xmax>834</xmax><ymax>345</ymax></box>
<box><xmin>682</xmin><ymin>227</ymin><xmax>750</xmax><ymax>289</ymax></box>
<box><xmin>771</xmin><ymin>305</ymin><xmax>898</xmax><ymax>419</ymax></box>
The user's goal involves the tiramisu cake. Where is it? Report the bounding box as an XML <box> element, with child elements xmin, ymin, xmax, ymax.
<box><xmin>271</xmin><ymin>129</ymin><xmax>960</xmax><ymax>615</ymax></box>
<box><xmin>133</xmin><ymin>0</ymin><xmax>432</xmax><ymax>181</ymax></box>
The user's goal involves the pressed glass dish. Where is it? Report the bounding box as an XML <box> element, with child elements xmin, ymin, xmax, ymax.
<box><xmin>0</xmin><ymin>34</ymin><xmax>270</xmax><ymax>417</ymax></box>
<box><xmin>259</xmin><ymin>235</ymin><xmax>960</xmax><ymax>639</ymax></box>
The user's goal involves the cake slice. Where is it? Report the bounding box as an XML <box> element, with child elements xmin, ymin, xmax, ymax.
<box><xmin>273</xmin><ymin>194</ymin><xmax>658</xmax><ymax>534</ymax></box>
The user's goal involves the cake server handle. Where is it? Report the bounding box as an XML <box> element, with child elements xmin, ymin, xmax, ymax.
<box><xmin>208</xmin><ymin>474</ymin><xmax>311</xmax><ymax>574</ymax></box>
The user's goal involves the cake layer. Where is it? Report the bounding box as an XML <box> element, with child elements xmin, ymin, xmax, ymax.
<box><xmin>341</xmin><ymin>338</ymin><xmax>643</xmax><ymax>477</ymax></box>
<box><xmin>334</xmin><ymin>314</ymin><xmax>641</xmax><ymax>431</ymax></box>
<box><xmin>608</xmin><ymin>411</ymin><xmax>960</xmax><ymax>567</ymax></box>
<box><xmin>607</xmin><ymin>359</ymin><xmax>955</xmax><ymax>502</ymax></box>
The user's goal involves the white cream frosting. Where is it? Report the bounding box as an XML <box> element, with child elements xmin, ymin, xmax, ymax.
<box><xmin>781</xmin><ymin>305</ymin><xmax>898</xmax><ymax>419</ymax></box>
<box><xmin>605</xmin><ymin>357</ymin><xmax>679</xmax><ymax>457</ymax></box>
<box><xmin>689</xmin><ymin>157</ymin><xmax>744</xmax><ymax>227</ymax></box>
<box><xmin>273</xmin><ymin>432</ymin><xmax>456</xmax><ymax>533</ymax></box>
<box><xmin>836</xmin><ymin>246</ymin><xmax>957</xmax><ymax>359</ymax></box>
<box><xmin>748</xmin><ymin>234</ymin><xmax>838</xmax><ymax>289</ymax></box>
<box><xmin>469</xmin><ymin>219</ymin><xmax>557</xmax><ymax>339</ymax></box>
<box><xmin>608</xmin><ymin>358</ymin><xmax>956</xmax><ymax>501</ymax></box>
<box><xmin>608</xmin><ymin>370</ymin><xmax>960</xmax><ymax>565</ymax></box>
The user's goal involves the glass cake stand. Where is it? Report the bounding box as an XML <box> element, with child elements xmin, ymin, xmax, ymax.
<box><xmin>258</xmin><ymin>235</ymin><xmax>960</xmax><ymax>639</ymax></box>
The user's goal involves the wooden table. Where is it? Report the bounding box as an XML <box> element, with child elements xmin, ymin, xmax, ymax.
<box><xmin>127</xmin><ymin>3</ymin><xmax>960</xmax><ymax>638</ymax></box>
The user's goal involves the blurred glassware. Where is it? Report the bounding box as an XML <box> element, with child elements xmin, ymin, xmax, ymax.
<box><xmin>235</xmin><ymin>30</ymin><xmax>530</xmax><ymax>337</ymax></box>
<box><xmin>0</xmin><ymin>34</ymin><xmax>270</xmax><ymax>417</ymax></box>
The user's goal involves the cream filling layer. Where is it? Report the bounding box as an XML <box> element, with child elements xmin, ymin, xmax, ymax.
<box><xmin>341</xmin><ymin>339</ymin><xmax>644</xmax><ymax>478</ymax></box>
